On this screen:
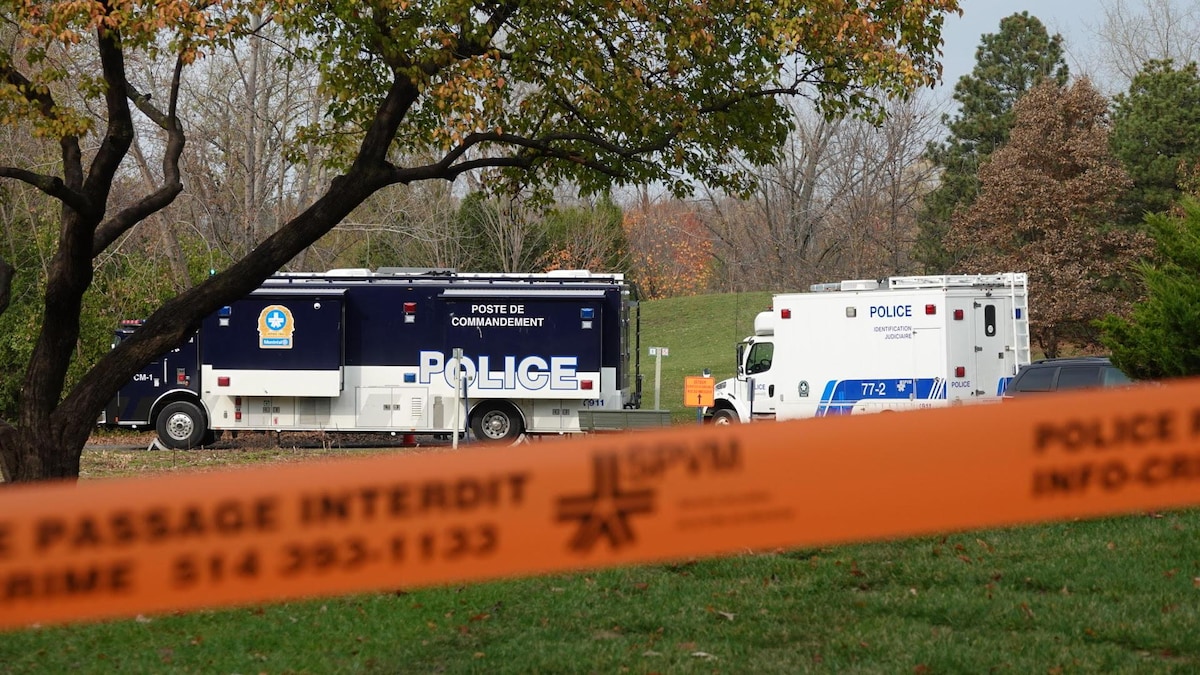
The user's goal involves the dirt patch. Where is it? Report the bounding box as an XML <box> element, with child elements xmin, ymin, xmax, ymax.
<box><xmin>87</xmin><ymin>429</ymin><xmax>433</xmax><ymax>450</ymax></box>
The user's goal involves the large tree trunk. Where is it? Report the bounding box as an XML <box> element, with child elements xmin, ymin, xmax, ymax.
<box><xmin>0</xmin><ymin>16</ymin><xmax>421</xmax><ymax>484</ymax></box>
<box><xmin>0</xmin><ymin>425</ymin><xmax>86</xmax><ymax>483</ymax></box>
<box><xmin>0</xmin><ymin>167</ymin><xmax>392</xmax><ymax>485</ymax></box>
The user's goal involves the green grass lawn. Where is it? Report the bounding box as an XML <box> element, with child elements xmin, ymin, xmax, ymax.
<box><xmin>4</xmin><ymin>291</ymin><xmax>1198</xmax><ymax>672</ymax></box>
<box><xmin>635</xmin><ymin>290</ymin><xmax>772</xmax><ymax>423</ymax></box>
<box><xmin>2</xmin><ymin>497</ymin><xmax>1197</xmax><ymax>672</ymax></box>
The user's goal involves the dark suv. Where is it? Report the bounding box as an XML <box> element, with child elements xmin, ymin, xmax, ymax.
<box><xmin>1004</xmin><ymin>356</ymin><xmax>1132</xmax><ymax>398</ymax></box>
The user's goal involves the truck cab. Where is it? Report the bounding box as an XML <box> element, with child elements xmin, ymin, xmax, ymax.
<box><xmin>710</xmin><ymin>310</ymin><xmax>778</xmax><ymax>424</ymax></box>
<box><xmin>98</xmin><ymin>321</ymin><xmax>206</xmax><ymax>445</ymax></box>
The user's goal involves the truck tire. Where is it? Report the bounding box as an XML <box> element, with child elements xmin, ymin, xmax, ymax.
<box><xmin>711</xmin><ymin>409</ymin><xmax>739</xmax><ymax>426</ymax></box>
<box><xmin>157</xmin><ymin>401</ymin><xmax>207</xmax><ymax>449</ymax></box>
<box><xmin>470</xmin><ymin>403</ymin><xmax>524</xmax><ymax>442</ymax></box>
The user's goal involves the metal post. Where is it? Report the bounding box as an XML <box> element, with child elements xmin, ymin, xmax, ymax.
<box><xmin>648</xmin><ymin>346</ymin><xmax>668</xmax><ymax>410</ymax></box>
<box><xmin>654</xmin><ymin>350</ymin><xmax>662</xmax><ymax>410</ymax></box>
<box><xmin>451</xmin><ymin>348</ymin><xmax>463</xmax><ymax>449</ymax></box>
<box><xmin>461</xmin><ymin>367</ymin><xmax>470</xmax><ymax>443</ymax></box>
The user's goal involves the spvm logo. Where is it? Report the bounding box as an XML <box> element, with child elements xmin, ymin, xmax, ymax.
<box><xmin>257</xmin><ymin>304</ymin><xmax>295</xmax><ymax>349</ymax></box>
<box><xmin>555</xmin><ymin>439</ymin><xmax>741</xmax><ymax>554</ymax></box>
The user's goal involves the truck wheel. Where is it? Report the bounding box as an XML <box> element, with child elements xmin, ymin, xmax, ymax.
<box><xmin>711</xmin><ymin>409</ymin><xmax>739</xmax><ymax>426</ymax></box>
<box><xmin>157</xmin><ymin>401</ymin><xmax>207</xmax><ymax>449</ymax></box>
<box><xmin>470</xmin><ymin>403</ymin><xmax>524</xmax><ymax>442</ymax></box>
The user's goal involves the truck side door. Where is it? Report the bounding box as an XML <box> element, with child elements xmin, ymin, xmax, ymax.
<box><xmin>105</xmin><ymin>332</ymin><xmax>199</xmax><ymax>426</ymax></box>
<box><xmin>744</xmin><ymin>339</ymin><xmax>779</xmax><ymax>417</ymax></box>
<box><xmin>972</xmin><ymin>297</ymin><xmax>1011</xmax><ymax>397</ymax></box>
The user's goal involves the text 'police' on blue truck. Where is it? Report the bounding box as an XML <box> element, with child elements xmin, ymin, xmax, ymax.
<box><xmin>99</xmin><ymin>269</ymin><xmax>668</xmax><ymax>449</ymax></box>
<box><xmin>704</xmin><ymin>273</ymin><xmax>1031</xmax><ymax>424</ymax></box>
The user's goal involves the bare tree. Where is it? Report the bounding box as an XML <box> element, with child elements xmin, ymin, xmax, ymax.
<box><xmin>538</xmin><ymin>201</ymin><xmax>628</xmax><ymax>273</ymax></box>
<box><xmin>822</xmin><ymin>94</ymin><xmax>942</xmax><ymax>278</ymax></box>
<box><xmin>169</xmin><ymin>19</ymin><xmax>327</xmax><ymax>266</ymax></box>
<box><xmin>333</xmin><ymin>181</ymin><xmax>470</xmax><ymax>270</ymax></box>
<box><xmin>467</xmin><ymin>193</ymin><xmax>548</xmax><ymax>273</ymax></box>
<box><xmin>1094</xmin><ymin>0</ymin><xmax>1200</xmax><ymax>88</ymax></box>
<box><xmin>703</xmin><ymin>110</ymin><xmax>841</xmax><ymax>291</ymax></box>
<box><xmin>705</xmin><ymin>95</ymin><xmax>942</xmax><ymax>291</ymax></box>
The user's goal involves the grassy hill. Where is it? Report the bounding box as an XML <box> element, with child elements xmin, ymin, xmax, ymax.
<box><xmin>636</xmin><ymin>290</ymin><xmax>772</xmax><ymax>423</ymax></box>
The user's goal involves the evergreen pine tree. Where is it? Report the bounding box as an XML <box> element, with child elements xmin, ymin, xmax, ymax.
<box><xmin>1110</xmin><ymin>60</ymin><xmax>1200</xmax><ymax>224</ymax></box>
<box><xmin>914</xmin><ymin>12</ymin><xmax>1068</xmax><ymax>272</ymax></box>
<box><xmin>1100</xmin><ymin>198</ymin><xmax>1200</xmax><ymax>379</ymax></box>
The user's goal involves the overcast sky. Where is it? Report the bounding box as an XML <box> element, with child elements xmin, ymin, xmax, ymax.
<box><xmin>939</xmin><ymin>1</ymin><xmax>1098</xmax><ymax>92</ymax></box>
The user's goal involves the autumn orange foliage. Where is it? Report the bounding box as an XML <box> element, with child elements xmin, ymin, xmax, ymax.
<box><xmin>540</xmin><ymin>247</ymin><xmax>609</xmax><ymax>273</ymax></box>
<box><xmin>945</xmin><ymin>79</ymin><xmax>1153</xmax><ymax>357</ymax></box>
<box><xmin>623</xmin><ymin>204</ymin><xmax>713</xmax><ymax>299</ymax></box>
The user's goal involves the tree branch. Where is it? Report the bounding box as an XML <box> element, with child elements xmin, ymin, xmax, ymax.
<box><xmin>356</xmin><ymin>1</ymin><xmax>518</xmax><ymax>168</ymax></box>
<box><xmin>0</xmin><ymin>167</ymin><xmax>92</xmax><ymax>213</ymax></box>
<box><xmin>0</xmin><ymin>255</ymin><xmax>13</xmax><ymax>316</ymax></box>
<box><xmin>81</xmin><ymin>26</ymin><xmax>136</xmax><ymax>200</ymax></box>
<box><xmin>388</xmin><ymin>128</ymin><xmax>647</xmax><ymax>185</ymax></box>
<box><xmin>92</xmin><ymin>56</ymin><xmax>188</xmax><ymax>254</ymax></box>
<box><xmin>0</xmin><ymin>62</ymin><xmax>56</xmax><ymax>121</ymax></box>
<box><xmin>0</xmin><ymin>63</ymin><xmax>90</xmax><ymax>206</ymax></box>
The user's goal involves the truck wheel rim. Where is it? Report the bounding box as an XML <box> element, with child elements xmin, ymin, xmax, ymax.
<box><xmin>482</xmin><ymin>412</ymin><xmax>510</xmax><ymax>439</ymax></box>
<box><xmin>166</xmin><ymin>413</ymin><xmax>194</xmax><ymax>441</ymax></box>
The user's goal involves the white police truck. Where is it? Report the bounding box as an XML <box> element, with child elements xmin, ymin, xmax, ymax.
<box><xmin>705</xmin><ymin>273</ymin><xmax>1031</xmax><ymax>424</ymax></box>
<box><xmin>101</xmin><ymin>269</ymin><xmax>660</xmax><ymax>448</ymax></box>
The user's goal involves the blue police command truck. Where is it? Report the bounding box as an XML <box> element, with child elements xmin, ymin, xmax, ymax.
<box><xmin>100</xmin><ymin>269</ymin><xmax>653</xmax><ymax>448</ymax></box>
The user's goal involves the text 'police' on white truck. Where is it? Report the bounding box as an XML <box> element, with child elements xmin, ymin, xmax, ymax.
<box><xmin>98</xmin><ymin>269</ymin><xmax>670</xmax><ymax>449</ymax></box>
<box><xmin>704</xmin><ymin>273</ymin><xmax>1031</xmax><ymax>424</ymax></box>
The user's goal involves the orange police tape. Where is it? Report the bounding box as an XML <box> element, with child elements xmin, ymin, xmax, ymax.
<box><xmin>3</xmin><ymin>378</ymin><xmax>1200</xmax><ymax>630</ymax></box>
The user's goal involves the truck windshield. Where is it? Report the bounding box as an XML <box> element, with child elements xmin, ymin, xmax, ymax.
<box><xmin>745</xmin><ymin>342</ymin><xmax>774</xmax><ymax>375</ymax></box>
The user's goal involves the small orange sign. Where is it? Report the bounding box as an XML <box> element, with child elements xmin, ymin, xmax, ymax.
<box><xmin>683</xmin><ymin>376</ymin><xmax>715</xmax><ymax>407</ymax></box>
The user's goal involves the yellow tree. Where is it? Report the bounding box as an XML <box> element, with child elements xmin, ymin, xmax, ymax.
<box><xmin>0</xmin><ymin>0</ymin><xmax>960</xmax><ymax>482</ymax></box>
